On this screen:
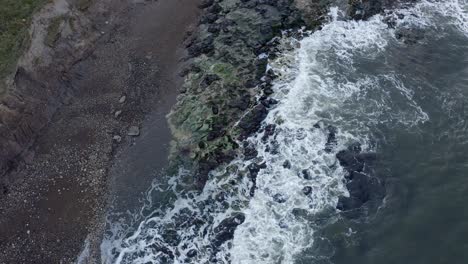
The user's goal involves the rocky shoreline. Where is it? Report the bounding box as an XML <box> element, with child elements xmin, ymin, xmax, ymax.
<box><xmin>167</xmin><ymin>0</ymin><xmax>332</xmax><ymax>191</ymax></box>
<box><xmin>0</xmin><ymin>0</ymin><xmax>200</xmax><ymax>262</ymax></box>
<box><xmin>0</xmin><ymin>0</ymin><xmax>417</xmax><ymax>262</ymax></box>
<box><xmin>168</xmin><ymin>0</ymin><xmax>420</xmax><ymax>211</ymax></box>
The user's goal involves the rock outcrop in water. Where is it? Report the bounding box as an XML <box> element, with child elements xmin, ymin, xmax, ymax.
<box><xmin>348</xmin><ymin>0</ymin><xmax>417</xmax><ymax>20</ymax></box>
<box><xmin>168</xmin><ymin>0</ymin><xmax>330</xmax><ymax>190</ymax></box>
<box><xmin>335</xmin><ymin>142</ymin><xmax>385</xmax><ymax>217</ymax></box>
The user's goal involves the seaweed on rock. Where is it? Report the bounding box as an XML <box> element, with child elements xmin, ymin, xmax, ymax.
<box><xmin>168</xmin><ymin>0</ymin><xmax>329</xmax><ymax>189</ymax></box>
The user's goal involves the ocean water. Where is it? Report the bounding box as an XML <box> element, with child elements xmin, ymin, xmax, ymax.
<box><xmin>100</xmin><ymin>0</ymin><xmax>468</xmax><ymax>263</ymax></box>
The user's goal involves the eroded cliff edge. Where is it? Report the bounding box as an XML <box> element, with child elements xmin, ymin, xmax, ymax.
<box><xmin>0</xmin><ymin>0</ymin><xmax>114</xmax><ymax>181</ymax></box>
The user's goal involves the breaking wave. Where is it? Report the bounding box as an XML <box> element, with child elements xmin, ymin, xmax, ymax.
<box><xmin>100</xmin><ymin>0</ymin><xmax>467</xmax><ymax>263</ymax></box>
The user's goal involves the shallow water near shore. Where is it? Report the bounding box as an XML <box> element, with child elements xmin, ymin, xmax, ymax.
<box><xmin>102</xmin><ymin>0</ymin><xmax>468</xmax><ymax>263</ymax></box>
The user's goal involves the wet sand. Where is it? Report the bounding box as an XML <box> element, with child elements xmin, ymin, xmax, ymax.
<box><xmin>0</xmin><ymin>0</ymin><xmax>200</xmax><ymax>262</ymax></box>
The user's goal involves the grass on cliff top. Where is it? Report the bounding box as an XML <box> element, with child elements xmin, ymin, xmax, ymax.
<box><xmin>0</xmin><ymin>0</ymin><xmax>49</xmax><ymax>90</ymax></box>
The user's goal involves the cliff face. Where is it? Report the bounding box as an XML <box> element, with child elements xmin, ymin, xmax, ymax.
<box><xmin>0</xmin><ymin>0</ymin><xmax>112</xmax><ymax>179</ymax></box>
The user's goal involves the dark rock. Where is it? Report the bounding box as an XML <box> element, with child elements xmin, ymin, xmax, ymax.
<box><xmin>302</xmin><ymin>186</ymin><xmax>312</xmax><ymax>195</ymax></box>
<box><xmin>336</xmin><ymin>149</ymin><xmax>364</xmax><ymax>173</ymax></box>
<box><xmin>149</xmin><ymin>244</ymin><xmax>175</xmax><ymax>260</ymax></box>
<box><xmin>325</xmin><ymin>125</ymin><xmax>337</xmax><ymax>152</ymax></box>
<box><xmin>188</xmin><ymin>36</ymin><xmax>215</xmax><ymax>56</ymax></box>
<box><xmin>348</xmin><ymin>0</ymin><xmax>417</xmax><ymax>20</ymax></box>
<box><xmin>198</xmin><ymin>141</ymin><xmax>206</xmax><ymax>149</ymax></box>
<box><xmin>282</xmin><ymin>160</ymin><xmax>291</xmax><ymax>169</ymax></box>
<box><xmin>228</xmin><ymin>95</ymin><xmax>250</xmax><ymax>110</ymax></box>
<box><xmin>238</xmin><ymin>104</ymin><xmax>268</xmax><ymax>139</ymax></box>
<box><xmin>347</xmin><ymin>172</ymin><xmax>384</xmax><ymax>202</ymax></box>
<box><xmin>313</xmin><ymin>120</ymin><xmax>324</xmax><ymax>129</ymax></box>
<box><xmin>250</xmin><ymin>185</ymin><xmax>257</xmax><ymax>197</ymax></box>
<box><xmin>201</xmin><ymin>74</ymin><xmax>220</xmax><ymax>88</ymax></box>
<box><xmin>245</xmin><ymin>79</ymin><xmax>259</xmax><ymax>88</ymax></box>
<box><xmin>346</xmin><ymin>172</ymin><xmax>372</xmax><ymax>203</ymax></box>
<box><xmin>260</xmin><ymin>98</ymin><xmax>278</xmax><ymax>108</ymax></box>
<box><xmin>199</xmin><ymin>0</ymin><xmax>214</xmax><ymax>9</ymax></box>
<box><xmin>215</xmin><ymin>191</ymin><xmax>226</xmax><ymax>202</ymax></box>
<box><xmin>263</xmin><ymin>87</ymin><xmax>274</xmax><ymax>95</ymax></box>
<box><xmin>356</xmin><ymin>152</ymin><xmax>377</xmax><ymax>163</ymax></box>
<box><xmin>213</xmin><ymin>213</ymin><xmax>246</xmax><ymax>247</ymax></box>
<box><xmin>395</xmin><ymin>27</ymin><xmax>425</xmax><ymax>45</ymax></box>
<box><xmin>348</xmin><ymin>142</ymin><xmax>362</xmax><ymax>153</ymax></box>
<box><xmin>336</xmin><ymin>196</ymin><xmax>363</xmax><ymax>211</ymax></box>
<box><xmin>200</xmin><ymin>13</ymin><xmax>218</xmax><ymax>24</ymax></box>
<box><xmin>266</xmin><ymin>140</ymin><xmax>280</xmax><ymax>155</ymax></box>
<box><xmin>211</xmin><ymin>105</ymin><xmax>219</xmax><ymax>115</ymax></box>
<box><xmin>208</xmin><ymin>3</ymin><xmax>223</xmax><ymax>14</ymax></box>
<box><xmin>262</xmin><ymin>124</ymin><xmax>276</xmax><ymax>141</ymax></box>
<box><xmin>302</xmin><ymin>169</ymin><xmax>311</xmax><ymax>180</ymax></box>
<box><xmin>243</xmin><ymin>144</ymin><xmax>258</xmax><ymax>160</ymax></box>
<box><xmin>337</xmin><ymin>171</ymin><xmax>385</xmax><ymax>213</ymax></box>
<box><xmin>187</xmin><ymin>249</ymin><xmax>198</xmax><ymax>258</ymax></box>
<box><xmin>207</xmin><ymin>24</ymin><xmax>220</xmax><ymax>34</ymax></box>
<box><xmin>273</xmin><ymin>193</ymin><xmax>287</xmax><ymax>203</ymax></box>
<box><xmin>161</xmin><ymin>229</ymin><xmax>179</xmax><ymax>246</ymax></box>
<box><xmin>247</xmin><ymin>162</ymin><xmax>264</xmax><ymax>179</ymax></box>
<box><xmin>255</xmin><ymin>58</ymin><xmax>268</xmax><ymax>78</ymax></box>
<box><xmin>206</xmin><ymin>129</ymin><xmax>225</xmax><ymax>141</ymax></box>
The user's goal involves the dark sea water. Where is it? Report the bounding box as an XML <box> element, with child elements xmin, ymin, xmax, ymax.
<box><xmin>326</xmin><ymin>11</ymin><xmax>468</xmax><ymax>264</ymax></box>
<box><xmin>309</xmin><ymin>1</ymin><xmax>468</xmax><ymax>263</ymax></box>
<box><xmin>101</xmin><ymin>1</ymin><xmax>468</xmax><ymax>263</ymax></box>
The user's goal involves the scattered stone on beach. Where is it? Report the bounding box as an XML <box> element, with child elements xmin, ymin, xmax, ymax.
<box><xmin>119</xmin><ymin>95</ymin><xmax>126</xmax><ymax>104</ymax></box>
<box><xmin>114</xmin><ymin>110</ymin><xmax>122</xmax><ymax>118</ymax></box>
<box><xmin>113</xmin><ymin>135</ymin><xmax>122</xmax><ymax>142</ymax></box>
<box><xmin>127</xmin><ymin>126</ymin><xmax>140</xmax><ymax>136</ymax></box>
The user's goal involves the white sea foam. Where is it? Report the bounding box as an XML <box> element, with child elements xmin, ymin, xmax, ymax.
<box><xmin>100</xmin><ymin>1</ymin><xmax>468</xmax><ymax>263</ymax></box>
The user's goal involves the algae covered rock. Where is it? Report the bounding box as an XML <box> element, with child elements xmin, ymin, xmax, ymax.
<box><xmin>168</xmin><ymin>0</ymin><xmax>331</xmax><ymax>189</ymax></box>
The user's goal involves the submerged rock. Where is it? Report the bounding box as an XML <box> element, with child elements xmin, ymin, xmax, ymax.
<box><xmin>238</xmin><ymin>104</ymin><xmax>268</xmax><ymax>139</ymax></box>
<box><xmin>325</xmin><ymin>125</ymin><xmax>338</xmax><ymax>152</ymax></box>
<box><xmin>336</xmin><ymin>149</ymin><xmax>364</xmax><ymax>172</ymax></box>
<box><xmin>273</xmin><ymin>193</ymin><xmax>287</xmax><ymax>203</ymax></box>
<box><xmin>302</xmin><ymin>186</ymin><xmax>312</xmax><ymax>195</ymax></box>
<box><xmin>302</xmin><ymin>169</ymin><xmax>312</xmax><ymax>180</ymax></box>
<box><xmin>337</xmin><ymin>172</ymin><xmax>384</xmax><ymax>211</ymax></box>
<box><xmin>213</xmin><ymin>213</ymin><xmax>246</xmax><ymax>247</ymax></box>
<box><xmin>335</xmin><ymin>142</ymin><xmax>385</xmax><ymax>214</ymax></box>
<box><xmin>186</xmin><ymin>249</ymin><xmax>198</xmax><ymax>258</ymax></box>
<box><xmin>348</xmin><ymin>0</ymin><xmax>417</xmax><ymax>20</ymax></box>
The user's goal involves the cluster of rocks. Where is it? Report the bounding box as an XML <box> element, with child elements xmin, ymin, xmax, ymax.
<box><xmin>348</xmin><ymin>0</ymin><xmax>417</xmax><ymax>20</ymax></box>
<box><xmin>335</xmin><ymin>141</ymin><xmax>385</xmax><ymax>217</ymax></box>
<box><xmin>168</xmin><ymin>0</ymin><xmax>330</xmax><ymax>190</ymax></box>
<box><xmin>155</xmin><ymin>0</ymin><xmax>409</xmax><ymax>259</ymax></box>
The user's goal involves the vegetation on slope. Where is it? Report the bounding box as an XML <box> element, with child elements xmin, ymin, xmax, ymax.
<box><xmin>0</xmin><ymin>0</ymin><xmax>48</xmax><ymax>90</ymax></box>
